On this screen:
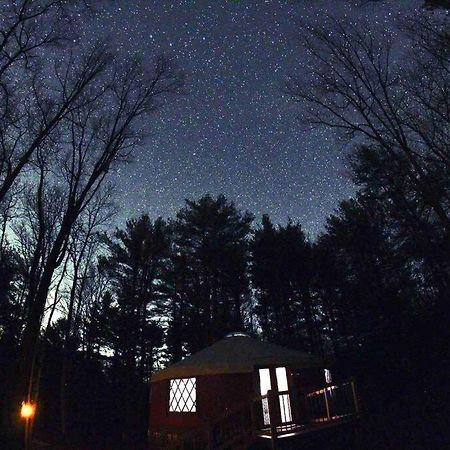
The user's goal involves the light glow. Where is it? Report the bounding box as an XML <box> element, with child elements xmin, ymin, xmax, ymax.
<box><xmin>20</xmin><ymin>402</ymin><xmax>36</xmax><ymax>420</ymax></box>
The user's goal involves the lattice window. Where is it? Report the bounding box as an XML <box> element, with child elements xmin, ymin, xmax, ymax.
<box><xmin>169</xmin><ymin>377</ymin><xmax>196</xmax><ymax>412</ymax></box>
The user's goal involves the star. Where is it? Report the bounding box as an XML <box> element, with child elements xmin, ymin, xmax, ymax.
<box><xmin>70</xmin><ymin>0</ymin><xmax>424</xmax><ymax>235</ymax></box>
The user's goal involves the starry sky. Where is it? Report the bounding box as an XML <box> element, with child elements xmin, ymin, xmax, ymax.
<box><xmin>79</xmin><ymin>0</ymin><xmax>423</xmax><ymax>236</ymax></box>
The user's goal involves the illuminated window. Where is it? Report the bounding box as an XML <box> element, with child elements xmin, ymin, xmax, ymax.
<box><xmin>259</xmin><ymin>368</ymin><xmax>271</xmax><ymax>425</ymax></box>
<box><xmin>279</xmin><ymin>393</ymin><xmax>292</xmax><ymax>423</ymax></box>
<box><xmin>259</xmin><ymin>367</ymin><xmax>293</xmax><ymax>425</ymax></box>
<box><xmin>324</xmin><ymin>369</ymin><xmax>332</xmax><ymax>384</ymax></box>
<box><xmin>275</xmin><ymin>367</ymin><xmax>289</xmax><ymax>392</ymax></box>
<box><xmin>276</xmin><ymin>367</ymin><xmax>292</xmax><ymax>423</ymax></box>
<box><xmin>169</xmin><ymin>377</ymin><xmax>196</xmax><ymax>412</ymax></box>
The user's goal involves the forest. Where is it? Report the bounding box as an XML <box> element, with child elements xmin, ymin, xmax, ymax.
<box><xmin>0</xmin><ymin>1</ymin><xmax>449</xmax><ymax>449</ymax></box>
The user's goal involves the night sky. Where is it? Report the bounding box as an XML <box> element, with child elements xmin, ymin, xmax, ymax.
<box><xmin>78</xmin><ymin>0</ymin><xmax>422</xmax><ymax>236</ymax></box>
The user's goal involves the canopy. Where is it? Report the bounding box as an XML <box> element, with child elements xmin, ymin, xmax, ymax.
<box><xmin>151</xmin><ymin>334</ymin><xmax>328</xmax><ymax>383</ymax></box>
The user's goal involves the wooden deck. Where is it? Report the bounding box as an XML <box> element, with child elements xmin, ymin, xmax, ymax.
<box><xmin>258</xmin><ymin>414</ymin><xmax>356</xmax><ymax>439</ymax></box>
<box><xmin>153</xmin><ymin>379</ymin><xmax>360</xmax><ymax>450</ymax></box>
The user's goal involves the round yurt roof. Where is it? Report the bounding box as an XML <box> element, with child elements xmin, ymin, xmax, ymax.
<box><xmin>151</xmin><ymin>334</ymin><xmax>328</xmax><ymax>383</ymax></box>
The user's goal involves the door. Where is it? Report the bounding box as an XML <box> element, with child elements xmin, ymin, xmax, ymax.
<box><xmin>258</xmin><ymin>367</ymin><xmax>293</xmax><ymax>426</ymax></box>
<box><xmin>275</xmin><ymin>367</ymin><xmax>292</xmax><ymax>423</ymax></box>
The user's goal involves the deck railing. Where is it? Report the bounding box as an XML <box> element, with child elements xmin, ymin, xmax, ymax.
<box><xmin>156</xmin><ymin>378</ymin><xmax>359</xmax><ymax>450</ymax></box>
<box><xmin>304</xmin><ymin>379</ymin><xmax>359</xmax><ymax>423</ymax></box>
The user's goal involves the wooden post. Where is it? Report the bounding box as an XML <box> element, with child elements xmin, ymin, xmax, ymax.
<box><xmin>267</xmin><ymin>390</ymin><xmax>278</xmax><ymax>450</ymax></box>
<box><xmin>323</xmin><ymin>387</ymin><xmax>331</xmax><ymax>421</ymax></box>
<box><xmin>24</xmin><ymin>419</ymin><xmax>30</xmax><ymax>450</ymax></box>
<box><xmin>291</xmin><ymin>388</ymin><xmax>300</xmax><ymax>424</ymax></box>
<box><xmin>351</xmin><ymin>379</ymin><xmax>359</xmax><ymax>415</ymax></box>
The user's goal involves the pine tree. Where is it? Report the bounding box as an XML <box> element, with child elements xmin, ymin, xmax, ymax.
<box><xmin>166</xmin><ymin>195</ymin><xmax>253</xmax><ymax>356</ymax></box>
<box><xmin>99</xmin><ymin>215</ymin><xmax>170</xmax><ymax>439</ymax></box>
<box><xmin>251</xmin><ymin>215</ymin><xmax>320</xmax><ymax>352</ymax></box>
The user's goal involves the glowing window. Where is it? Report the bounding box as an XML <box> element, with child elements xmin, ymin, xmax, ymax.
<box><xmin>324</xmin><ymin>369</ymin><xmax>332</xmax><ymax>384</ymax></box>
<box><xmin>276</xmin><ymin>367</ymin><xmax>289</xmax><ymax>392</ymax></box>
<box><xmin>259</xmin><ymin>368</ymin><xmax>271</xmax><ymax>395</ymax></box>
<box><xmin>276</xmin><ymin>367</ymin><xmax>292</xmax><ymax>423</ymax></box>
<box><xmin>259</xmin><ymin>368</ymin><xmax>271</xmax><ymax>425</ymax></box>
<box><xmin>279</xmin><ymin>393</ymin><xmax>292</xmax><ymax>423</ymax></box>
<box><xmin>169</xmin><ymin>377</ymin><xmax>196</xmax><ymax>412</ymax></box>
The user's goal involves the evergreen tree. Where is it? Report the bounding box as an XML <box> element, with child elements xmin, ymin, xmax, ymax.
<box><xmin>166</xmin><ymin>194</ymin><xmax>253</xmax><ymax>356</ymax></box>
<box><xmin>315</xmin><ymin>193</ymin><xmax>414</xmax><ymax>352</ymax></box>
<box><xmin>99</xmin><ymin>215</ymin><xmax>170</xmax><ymax>440</ymax></box>
<box><xmin>350</xmin><ymin>145</ymin><xmax>450</xmax><ymax>308</ymax></box>
<box><xmin>251</xmin><ymin>215</ymin><xmax>320</xmax><ymax>352</ymax></box>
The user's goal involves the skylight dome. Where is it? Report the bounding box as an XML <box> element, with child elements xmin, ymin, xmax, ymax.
<box><xmin>225</xmin><ymin>331</ymin><xmax>250</xmax><ymax>338</ymax></box>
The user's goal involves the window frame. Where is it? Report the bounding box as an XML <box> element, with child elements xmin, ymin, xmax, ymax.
<box><xmin>168</xmin><ymin>377</ymin><xmax>197</xmax><ymax>413</ymax></box>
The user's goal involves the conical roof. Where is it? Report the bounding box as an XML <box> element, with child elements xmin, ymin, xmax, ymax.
<box><xmin>151</xmin><ymin>334</ymin><xmax>327</xmax><ymax>382</ymax></box>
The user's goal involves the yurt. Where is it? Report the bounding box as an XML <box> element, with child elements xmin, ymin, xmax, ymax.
<box><xmin>148</xmin><ymin>333</ymin><xmax>356</xmax><ymax>449</ymax></box>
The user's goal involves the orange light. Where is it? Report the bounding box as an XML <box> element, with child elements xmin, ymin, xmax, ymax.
<box><xmin>20</xmin><ymin>402</ymin><xmax>36</xmax><ymax>420</ymax></box>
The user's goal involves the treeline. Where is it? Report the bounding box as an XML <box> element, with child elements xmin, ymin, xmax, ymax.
<box><xmin>1</xmin><ymin>188</ymin><xmax>448</xmax><ymax>447</ymax></box>
<box><xmin>0</xmin><ymin>1</ymin><xmax>448</xmax><ymax>449</ymax></box>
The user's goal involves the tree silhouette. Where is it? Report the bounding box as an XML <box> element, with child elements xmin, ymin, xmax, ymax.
<box><xmin>251</xmin><ymin>215</ymin><xmax>320</xmax><ymax>352</ymax></box>
<box><xmin>166</xmin><ymin>194</ymin><xmax>253</xmax><ymax>356</ymax></box>
<box><xmin>99</xmin><ymin>214</ymin><xmax>170</xmax><ymax>440</ymax></box>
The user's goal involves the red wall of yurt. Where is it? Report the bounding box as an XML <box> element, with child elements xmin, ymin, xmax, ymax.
<box><xmin>149</xmin><ymin>372</ymin><xmax>254</xmax><ymax>431</ymax></box>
